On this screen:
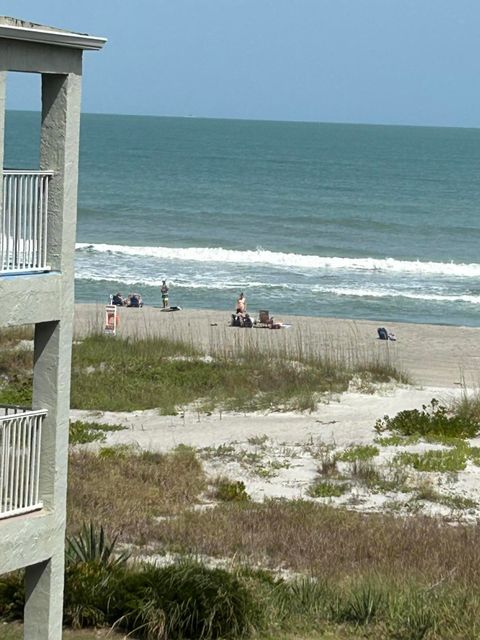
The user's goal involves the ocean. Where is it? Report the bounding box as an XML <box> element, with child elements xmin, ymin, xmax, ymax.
<box><xmin>5</xmin><ymin>111</ymin><xmax>480</xmax><ymax>326</ymax></box>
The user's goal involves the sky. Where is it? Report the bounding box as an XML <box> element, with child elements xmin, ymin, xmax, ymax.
<box><xmin>2</xmin><ymin>0</ymin><xmax>480</xmax><ymax>127</ymax></box>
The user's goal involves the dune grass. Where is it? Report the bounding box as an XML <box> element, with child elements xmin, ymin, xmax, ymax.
<box><xmin>1</xmin><ymin>625</ymin><xmax>122</xmax><ymax>640</ymax></box>
<box><xmin>0</xmin><ymin>441</ymin><xmax>478</xmax><ymax>639</ymax></box>
<box><xmin>66</xmin><ymin>446</ymin><xmax>480</xmax><ymax>585</ymax></box>
<box><xmin>1</xmin><ymin>329</ymin><xmax>408</xmax><ymax>413</ymax></box>
<box><xmin>63</xmin><ymin>446</ymin><xmax>480</xmax><ymax>639</ymax></box>
<box><xmin>67</xmin><ymin>446</ymin><xmax>206</xmax><ymax>543</ymax></box>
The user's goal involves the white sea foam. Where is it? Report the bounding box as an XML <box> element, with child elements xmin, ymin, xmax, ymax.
<box><xmin>75</xmin><ymin>243</ymin><xmax>480</xmax><ymax>278</ymax></box>
<box><xmin>75</xmin><ymin>270</ymin><xmax>480</xmax><ymax>306</ymax></box>
<box><xmin>312</xmin><ymin>286</ymin><xmax>480</xmax><ymax>305</ymax></box>
<box><xmin>74</xmin><ymin>270</ymin><xmax>289</xmax><ymax>290</ymax></box>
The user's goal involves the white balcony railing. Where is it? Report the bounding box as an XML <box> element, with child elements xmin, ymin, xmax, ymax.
<box><xmin>1</xmin><ymin>170</ymin><xmax>53</xmax><ymax>274</ymax></box>
<box><xmin>0</xmin><ymin>405</ymin><xmax>46</xmax><ymax>519</ymax></box>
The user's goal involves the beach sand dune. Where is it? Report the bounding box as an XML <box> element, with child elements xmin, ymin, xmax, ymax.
<box><xmin>72</xmin><ymin>303</ymin><xmax>480</xmax><ymax>518</ymax></box>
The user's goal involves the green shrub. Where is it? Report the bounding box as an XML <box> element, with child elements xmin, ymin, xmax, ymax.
<box><xmin>69</xmin><ymin>420</ymin><xmax>124</xmax><ymax>445</ymax></box>
<box><xmin>386</xmin><ymin>590</ymin><xmax>437</xmax><ymax>640</ymax></box>
<box><xmin>213</xmin><ymin>479</ymin><xmax>250</xmax><ymax>502</ymax></box>
<box><xmin>273</xmin><ymin>577</ymin><xmax>332</xmax><ymax>619</ymax></box>
<box><xmin>307</xmin><ymin>480</ymin><xmax>350</xmax><ymax>498</ymax></box>
<box><xmin>110</xmin><ymin>561</ymin><xmax>261</xmax><ymax>639</ymax></box>
<box><xmin>334</xmin><ymin>582</ymin><xmax>385</xmax><ymax>625</ymax></box>
<box><xmin>63</xmin><ymin>561</ymin><xmax>118</xmax><ymax>629</ymax></box>
<box><xmin>0</xmin><ymin>375</ymin><xmax>32</xmax><ymax>406</ymax></box>
<box><xmin>375</xmin><ymin>399</ymin><xmax>479</xmax><ymax>439</ymax></box>
<box><xmin>63</xmin><ymin>525</ymin><xmax>129</xmax><ymax>628</ymax></box>
<box><xmin>98</xmin><ymin>444</ymin><xmax>137</xmax><ymax>459</ymax></box>
<box><xmin>375</xmin><ymin>434</ymin><xmax>420</xmax><ymax>446</ymax></box>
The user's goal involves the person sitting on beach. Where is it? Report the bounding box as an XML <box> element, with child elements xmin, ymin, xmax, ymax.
<box><xmin>267</xmin><ymin>316</ymin><xmax>282</xmax><ymax>329</ymax></box>
<box><xmin>230</xmin><ymin>313</ymin><xmax>245</xmax><ymax>327</ymax></box>
<box><xmin>111</xmin><ymin>292</ymin><xmax>125</xmax><ymax>306</ymax></box>
<box><xmin>236</xmin><ymin>292</ymin><xmax>246</xmax><ymax>315</ymax></box>
<box><xmin>127</xmin><ymin>292</ymin><xmax>143</xmax><ymax>308</ymax></box>
<box><xmin>243</xmin><ymin>313</ymin><xmax>253</xmax><ymax>328</ymax></box>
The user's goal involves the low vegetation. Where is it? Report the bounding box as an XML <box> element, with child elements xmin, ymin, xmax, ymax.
<box><xmin>5</xmin><ymin>514</ymin><xmax>480</xmax><ymax>639</ymax></box>
<box><xmin>307</xmin><ymin>480</ymin><xmax>350</xmax><ymax>498</ymax></box>
<box><xmin>0</xmin><ymin>330</ymin><xmax>407</xmax><ymax>413</ymax></box>
<box><xmin>210</xmin><ymin>478</ymin><xmax>250</xmax><ymax>502</ymax></box>
<box><xmin>67</xmin><ymin>446</ymin><xmax>206</xmax><ymax>542</ymax></box>
<box><xmin>6</xmin><ymin>329</ymin><xmax>480</xmax><ymax>638</ymax></box>
<box><xmin>1</xmin><ymin>439</ymin><xmax>480</xmax><ymax>638</ymax></box>
<box><xmin>69</xmin><ymin>420</ymin><xmax>125</xmax><ymax>445</ymax></box>
<box><xmin>375</xmin><ymin>397</ymin><xmax>480</xmax><ymax>439</ymax></box>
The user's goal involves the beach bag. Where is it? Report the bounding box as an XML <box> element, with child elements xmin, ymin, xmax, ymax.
<box><xmin>377</xmin><ymin>327</ymin><xmax>388</xmax><ymax>340</ymax></box>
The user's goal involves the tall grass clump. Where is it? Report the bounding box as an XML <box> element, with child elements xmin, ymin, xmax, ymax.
<box><xmin>449</xmin><ymin>386</ymin><xmax>480</xmax><ymax>426</ymax></box>
<box><xmin>110</xmin><ymin>560</ymin><xmax>261</xmax><ymax>640</ymax></box>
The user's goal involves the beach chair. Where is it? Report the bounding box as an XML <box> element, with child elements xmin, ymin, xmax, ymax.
<box><xmin>258</xmin><ymin>310</ymin><xmax>270</xmax><ymax>327</ymax></box>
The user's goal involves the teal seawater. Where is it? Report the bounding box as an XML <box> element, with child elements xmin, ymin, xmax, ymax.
<box><xmin>5</xmin><ymin>111</ymin><xmax>480</xmax><ymax>326</ymax></box>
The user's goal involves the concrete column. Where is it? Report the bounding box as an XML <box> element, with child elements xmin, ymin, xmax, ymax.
<box><xmin>40</xmin><ymin>71</ymin><xmax>82</xmax><ymax>274</ymax></box>
<box><xmin>0</xmin><ymin>71</ymin><xmax>6</xmax><ymax>267</ymax></box>
<box><xmin>25</xmin><ymin>71</ymin><xmax>82</xmax><ymax>640</ymax></box>
<box><xmin>24</xmin><ymin>554</ymin><xmax>64</xmax><ymax>640</ymax></box>
<box><xmin>28</xmin><ymin>319</ymin><xmax>71</xmax><ymax>640</ymax></box>
<box><xmin>32</xmin><ymin>319</ymin><xmax>71</xmax><ymax>511</ymax></box>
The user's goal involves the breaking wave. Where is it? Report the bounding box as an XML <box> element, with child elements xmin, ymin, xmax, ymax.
<box><xmin>75</xmin><ymin>243</ymin><xmax>480</xmax><ymax>278</ymax></box>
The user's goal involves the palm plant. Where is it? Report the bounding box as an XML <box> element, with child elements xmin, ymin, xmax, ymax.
<box><xmin>65</xmin><ymin>522</ymin><xmax>130</xmax><ymax>569</ymax></box>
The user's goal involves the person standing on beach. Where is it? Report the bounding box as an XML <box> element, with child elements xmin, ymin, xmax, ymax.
<box><xmin>236</xmin><ymin>292</ymin><xmax>246</xmax><ymax>315</ymax></box>
<box><xmin>161</xmin><ymin>280</ymin><xmax>169</xmax><ymax>308</ymax></box>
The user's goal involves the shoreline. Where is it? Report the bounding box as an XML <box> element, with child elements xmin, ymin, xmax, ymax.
<box><xmin>74</xmin><ymin>303</ymin><xmax>480</xmax><ymax>388</ymax></box>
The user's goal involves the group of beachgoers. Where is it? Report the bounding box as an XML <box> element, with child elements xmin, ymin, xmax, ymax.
<box><xmin>110</xmin><ymin>280</ymin><xmax>170</xmax><ymax>310</ymax></box>
<box><xmin>231</xmin><ymin>292</ymin><xmax>284</xmax><ymax>329</ymax></box>
<box><xmin>111</xmin><ymin>292</ymin><xmax>143</xmax><ymax>307</ymax></box>
<box><xmin>109</xmin><ymin>284</ymin><xmax>285</xmax><ymax>328</ymax></box>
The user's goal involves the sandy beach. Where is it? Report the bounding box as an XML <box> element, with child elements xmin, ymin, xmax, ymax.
<box><xmin>74</xmin><ymin>303</ymin><xmax>480</xmax><ymax>388</ymax></box>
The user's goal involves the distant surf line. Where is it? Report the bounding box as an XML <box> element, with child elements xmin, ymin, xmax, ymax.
<box><xmin>75</xmin><ymin>272</ymin><xmax>480</xmax><ymax>306</ymax></box>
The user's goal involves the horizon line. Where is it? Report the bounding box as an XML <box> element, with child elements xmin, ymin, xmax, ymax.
<box><xmin>6</xmin><ymin>108</ymin><xmax>480</xmax><ymax>132</ymax></box>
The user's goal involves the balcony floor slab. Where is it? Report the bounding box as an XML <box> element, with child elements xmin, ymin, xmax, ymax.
<box><xmin>0</xmin><ymin>271</ymin><xmax>64</xmax><ymax>326</ymax></box>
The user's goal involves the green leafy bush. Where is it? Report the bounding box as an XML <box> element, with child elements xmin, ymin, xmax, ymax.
<box><xmin>110</xmin><ymin>561</ymin><xmax>261</xmax><ymax>639</ymax></box>
<box><xmin>63</xmin><ymin>561</ymin><xmax>117</xmax><ymax>629</ymax></box>
<box><xmin>69</xmin><ymin>420</ymin><xmax>124</xmax><ymax>445</ymax></box>
<box><xmin>375</xmin><ymin>399</ymin><xmax>479</xmax><ymax>439</ymax></box>
<box><xmin>307</xmin><ymin>480</ymin><xmax>350</xmax><ymax>498</ymax></box>
<box><xmin>213</xmin><ymin>479</ymin><xmax>250</xmax><ymax>502</ymax></box>
<box><xmin>333</xmin><ymin>582</ymin><xmax>385</xmax><ymax>625</ymax></box>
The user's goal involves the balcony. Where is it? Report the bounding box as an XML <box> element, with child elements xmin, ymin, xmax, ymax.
<box><xmin>0</xmin><ymin>405</ymin><xmax>46</xmax><ymax>519</ymax></box>
<box><xmin>1</xmin><ymin>170</ymin><xmax>53</xmax><ymax>275</ymax></box>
